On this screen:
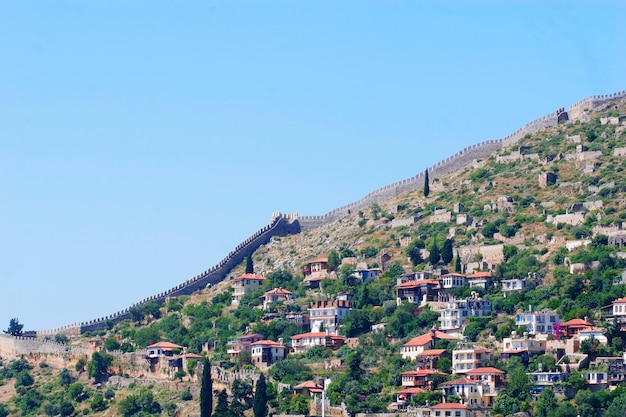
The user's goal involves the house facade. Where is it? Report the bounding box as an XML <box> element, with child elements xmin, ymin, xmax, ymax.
<box><xmin>250</xmin><ymin>340</ymin><xmax>287</xmax><ymax>366</ymax></box>
<box><xmin>261</xmin><ymin>288</ymin><xmax>295</xmax><ymax>310</ymax></box>
<box><xmin>232</xmin><ymin>273</ymin><xmax>266</xmax><ymax>305</ymax></box>
<box><xmin>452</xmin><ymin>342</ymin><xmax>493</xmax><ymax>374</ymax></box>
<box><xmin>308</xmin><ymin>299</ymin><xmax>353</xmax><ymax>332</ymax></box>
<box><xmin>290</xmin><ymin>331</ymin><xmax>346</xmax><ymax>354</ymax></box>
<box><xmin>438</xmin><ymin>295</ymin><xmax>491</xmax><ymax>333</ymax></box>
<box><xmin>401</xmin><ymin>330</ymin><xmax>459</xmax><ymax>360</ymax></box>
<box><xmin>515</xmin><ymin>308</ymin><xmax>559</xmax><ymax>335</ymax></box>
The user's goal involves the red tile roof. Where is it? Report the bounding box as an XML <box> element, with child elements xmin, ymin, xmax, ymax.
<box><xmin>467</xmin><ymin>272</ymin><xmax>492</xmax><ymax>278</ymax></box>
<box><xmin>614</xmin><ymin>297</ymin><xmax>626</xmax><ymax>304</ymax></box>
<box><xmin>441</xmin><ymin>273</ymin><xmax>466</xmax><ymax>278</ymax></box>
<box><xmin>310</xmin><ymin>257</ymin><xmax>328</xmax><ymax>263</ymax></box>
<box><xmin>465</xmin><ymin>367</ymin><xmax>505</xmax><ymax>374</ymax></box>
<box><xmin>403</xmin><ymin>331</ymin><xmax>458</xmax><ymax>347</ymax></box>
<box><xmin>264</xmin><ymin>287</ymin><xmax>293</xmax><ymax>296</ymax></box>
<box><xmin>561</xmin><ymin>318</ymin><xmax>592</xmax><ymax>327</ymax></box>
<box><xmin>146</xmin><ymin>341</ymin><xmax>184</xmax><ymax>350</ymax></box>
<box><xmin>251</xmin><ymin>340</ymin><xmax>286</xmax><ymax>349</ymax></box>
<box><xmin>416</xmin><ymin>349</ymin><xmax>447</xmax><ymax>357</ymax></box>
<box><xmin>395</xmin><ymin>387</ymin><xmax>426</xmax><ymax>395</ymax></box>
<box><xmin>441</xmin><ymin>377</ymin><xmax>475</xmax><ymax>386</ymax></box>
<box><xmin>294</xmin><ymin>381</ymin><xmax>323</xmax><ymax>390</ymax></box>
<box><xmin>291</xmin><ymin>332</ymin><xmax>346</xmax><ymax>340</ymax></box>
<box><xmin>397</xmin><ymin>279</ymin><xmax>440</xmax><ymax>288</ymax></box>
<box><xmin>401</xmin><ymin>369</ymin><xmax>446</xmax><ymax>377</ymax></box>
<box><xmin>233</xmin><ymin>273</ymin><xmax>266</xmax><ymax>282</ymax></box>
<box><xmin>430</xmin><ymin>403</ymin><xmax>469</xmax><ymax>410</ymax></box>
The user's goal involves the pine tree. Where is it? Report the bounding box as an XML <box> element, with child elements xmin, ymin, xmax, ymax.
<box><xmin>245</xmin><ymin>255</ymin><xmax>254</xmax><ymax>274</ymax></box>
<box><xmin>253</xmin><ymin>373</ymin><xmax>268</xmax><ymax>417</ymax></box>
<box><xmin>455</xmin><ymin>254</ymin><xmax>462</xmax><ymax>273</ymax></box>
<box><xmin>423</xmin><ymin>169</ymin><xmax>430</xmax><ymax>197</ymax></box>
<box><xmin>200</xmin><ymin>358</ymin><xmax>213</xmax><ymax>417</ymax></box>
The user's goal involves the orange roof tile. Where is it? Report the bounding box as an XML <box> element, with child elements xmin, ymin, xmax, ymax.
<box><xmin>264</xmin><ymin>287</ymin><xmax>293</xmax><ymax>296</ymax></box>
<box><xmin>396</xmin><ymin>387</ymin><xmax>426</xmax><ymax>395</ymax></box>
<box><xmin>233</xmin><ymin>273</ymin><xmax>266</xmax><ymax>282</ymax></box>
<box><xmin>291</xmin><ymin>332</ymin><xmax>346</xmax><ymax>340</ymax></box>
<box><xmin>465</xmin><ymin>367</ymin><xmax>505</xmax><ymax>374</ymax></box>
<box><xmin>403</xmin><ymin>331</ymin><xmax>458</xmax><ymax>347</ymax></box>
<box><xmin>562</xmin><ymin>318</ymin><xmax>592</xmax><ymax>327</ymax></box>
<box><xmin>397</xmin><ymin>279</ymin><xmax>440</xmax><ymax>288</ymax></box>
<box><xmin>441</xmin><ymin>378</ymin><xmax>475</xmax><ymax>386</ymax></box>
<box><xmin>430</xmin><ymin>403</ymin><xmax>469</xmax><ymax>410</ymax></box>
<box><xmin>416</xmin><ymin>349</ymin><xmax>447</xmax><ymax>356</ymax></box>
<box><xmin>441</xmin><ymin>273</ymin><xmax>467</xmax><ymax>278</ymax></box>
<box><xmin>146</xmin><ymin>341</ymin><xmax>184</xmax><ymax>350</ymax></box>
<box><xmin>251</xmin><ymin>340</ymin><xmax>286</xmax><ymax>349</ymax></box>
<box><xmin>467</xmin><ymin>272</ymin><xmax>492</xmax><ymax>278</ymax></box>
<box><xmin>614</xmin><ymin>297</ymin><xmax>626</xmax><ymax>304</ymax></box>
<box><xmin>310</xmin><ymin>257</ymin><xmax>328</xmax><ymax>263</ymax></box>
<box><xmin>294</xmin><ymin>381</ymin><xmax>323</xmax><ymax>390</ymax></box>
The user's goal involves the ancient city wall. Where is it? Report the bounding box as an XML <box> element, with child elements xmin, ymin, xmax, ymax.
<box><xmin>35</xmin><ymin>214</ymin><xmax>300</xmax><ymax>335</ymax></box>
<box><xmin>32</xmin><ymin>91</ymin><xmax>625</xmax><ymax>335</ymax></box>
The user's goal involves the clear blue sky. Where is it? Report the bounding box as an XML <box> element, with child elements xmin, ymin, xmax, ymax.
<box><xmin>1</xmin><ymin>1</ymin><xmax>624</xmax><ymax>331</ymax></box>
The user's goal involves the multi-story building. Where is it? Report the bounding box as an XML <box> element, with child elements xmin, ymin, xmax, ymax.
<box><xmin>438</xmin><ymin>294</ymin><xmax>491</xmax><ymax>334</ymax></box>
<box><xmin>515</xmin><ymin>308</ymin><xmax>559</xmax><ymax>336</ymax></box>
<box><xmin>261</xmin><ymin>287</ymin><xmax>295</xmax><ymax>310</ymax></box>
<box><xmin>502</xmin><ymin>333</ymin><xmax>547</xmax><ymax>356</ymax></box>
<box><xmin>400</xmin><ymin>368</ymin><xmax>446</xmax><ymax>390</ymax></box>
<box><xmin>250</xmin><ymin>339</ymin><xmax>287</xmax><ymax>366</ymax></box>
<box><xmin>231</xmin><ymin>273</ymin><xmax>266</xmax><ymax>305</ymax></box>
<box><xmin>452</xmin><ymin>342</ymin><xmax>493</xmax><ymax>374</ymax></box>
<box><xmin>290</xmin><ymin>331</ymin><xmax>346</xmax><ymax>354</ymax></box>
<box><xmin>226</xmin><ymin>333</ymin><xmax>265</xmax><ymax>359</ymax></box>
<box><xmin>440</xmin><ymin>273</ymin><xmax>468</xmax><ymax>289</ymax></box>
<box><xmin>308</xmin><ymin>299</ymin><xmax>352</xmax><ymax>332</ymax></box>
<box><xmin>501</xmin><ymin>278</ymin><xmax>526</xmax><ymax>295</ymax></box>
<box><xmin>401</xmin><ymin>330</ymin><xmax>459</xmax><ymax>360</ymax></box>
<box><xmin>441</xmin><ymin>377</ymin><xmax>497</xmax><ymax>408</ymax></box>
<box><xmin>396</xmin><ymin>279</ymin><xmax>441</xmax><ymax>305</ymax></box>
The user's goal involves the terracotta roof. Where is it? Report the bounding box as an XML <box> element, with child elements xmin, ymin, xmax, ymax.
<box><xmin>264</xmin><ymin>287</ymin><xmax>293</xmax><ymax>296</ymax></box>
<box><xmin>146</xmin><ymin>341</ymin><xmax>184</xmax><ymax>350</ymax></box>
<box><xmin>310</xmin><ymin>257</ymin><xmax>328</xmax><ymax>263</ymax></box>
<box><xmin>251</xmin><ymin>340</ymin><xmax>286</xmax><ymax>349</ymax></box>
<box><xmin>401</xmin><ymin>369</ymin><xmax>446</xmax><ymax>377</ymax></box>
<box><xmin>465</xmin><ymin>367</ymin><xmax>505</xmax><ymax>374</ymax></box>
<box><xmin>294</xmin><ymin>381</ymin><xmax>323</xmax><ymax>390</ymax></box>
<box><xmin>614</xmin><ymin>297</ymin><xmax>626</xmax><ymax>304</ymax></box>
<box><xmin>441</xmin><ymin>377</ymin><xmax>475</xmax><ymax>386</ymax></box>
<box><xmin>475</xmin><ymin>345</ymin><xmax>493</xmax><ymax>353</ymax></box>
<box><xmin>467</xmin><ymin>272</ymin><xmax>492</xmax><ymax>278</ymax></box>
<box><xmin>441</xmin><ymin>273</ymin><xmax>467</xmax><ymax>278</ymax></box>
<box><xmin>430</xmin><ymin>403</ymin><xmax>469</xmax><ymax>410</ymax></box>
<box><xmin>562</xmin><ymin>318</ymin><xmax>592</xmax><ymax>327</ymax></box>
<box><xmin>291</xmin><ymin>332</ymin><xmax>346</xmax><ymax>340</ymax></box>
<box><xmin>395</xmin><ymin>387</ymin><xmax>426</xmax><ymax>395</ymax></box>
<box><xmin>233</xmin><ymin>273</ymin><xmax>266</xmax><ymax>282</ymax></box>
<box><xmin>397</xmin><ymin>279</ymin><xmax>440</xmax><ymax>288</ymax></box>
<box><xmin>416</xmin><ymin>349</ymin><xmax>447</xmax><ymax>357</ymax></box>
<box><xmin>403</xmin><ymin>331</ymin><xmax>458</xmax><ymax>347</ymax></box>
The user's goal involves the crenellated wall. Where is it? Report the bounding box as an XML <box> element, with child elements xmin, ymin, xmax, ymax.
<box><xmin>31</xmin><ymin>90</ymin><xmax>625</xmax><ymax>336</ymax></box>
<box><xmin>34</xmin><ymin>215</ymin><xmax>300</xmax><ymax>336</ymax></box>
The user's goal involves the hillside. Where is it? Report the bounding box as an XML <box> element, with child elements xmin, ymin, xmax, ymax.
<box><xmin>2</xmin><ymin>94</ymin><xmax>626</xmax><ymax>417</ymax></box>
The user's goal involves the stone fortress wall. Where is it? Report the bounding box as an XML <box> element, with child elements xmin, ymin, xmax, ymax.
<box><xmin>28</xmin><ymin>90</ymin><xmax>625</xmax><ymax>338</ymax></box>
<box><xmin>34</xmin><ymin>214</ymin><xmax>301</xmax><ymax>336</ymax></box>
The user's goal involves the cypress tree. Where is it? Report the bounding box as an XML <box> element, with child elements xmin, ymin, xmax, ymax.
<box><xmin>253</xmin><ymin>373</ymin><xmax>268</xmax><ymax>417</ymax></box>
<box><xmin>423</xmin><ymin>169</ymin><xmax>430</xmax><ymax>197</ymax></box>
<box><xmin>245</xmin><ymin>255</ymin><xmax>254</xmax><ymax>274</ymax></box>
<box><xmin>213</xmin><ymin>390</ymin><xmax>229</xmax><ymax>417</ymax></box>
<box><xmin>200</xmin><ymin>358</ymin><xmax>213</xmax><ymax>417</ymax></box>
<box><xmin>442</xmin><ymin>239</ymin><xmax>454</xmax><ymax>264</ymax></box>
<box><xmin>428</xmin><ymin>240</ymin><xmax>440</xmax><ymax>265</ymax></box>
<box><xmin>455</xmin><ymin>254</ymin><xmax>462</xmax><ymax>273</ymax></box>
